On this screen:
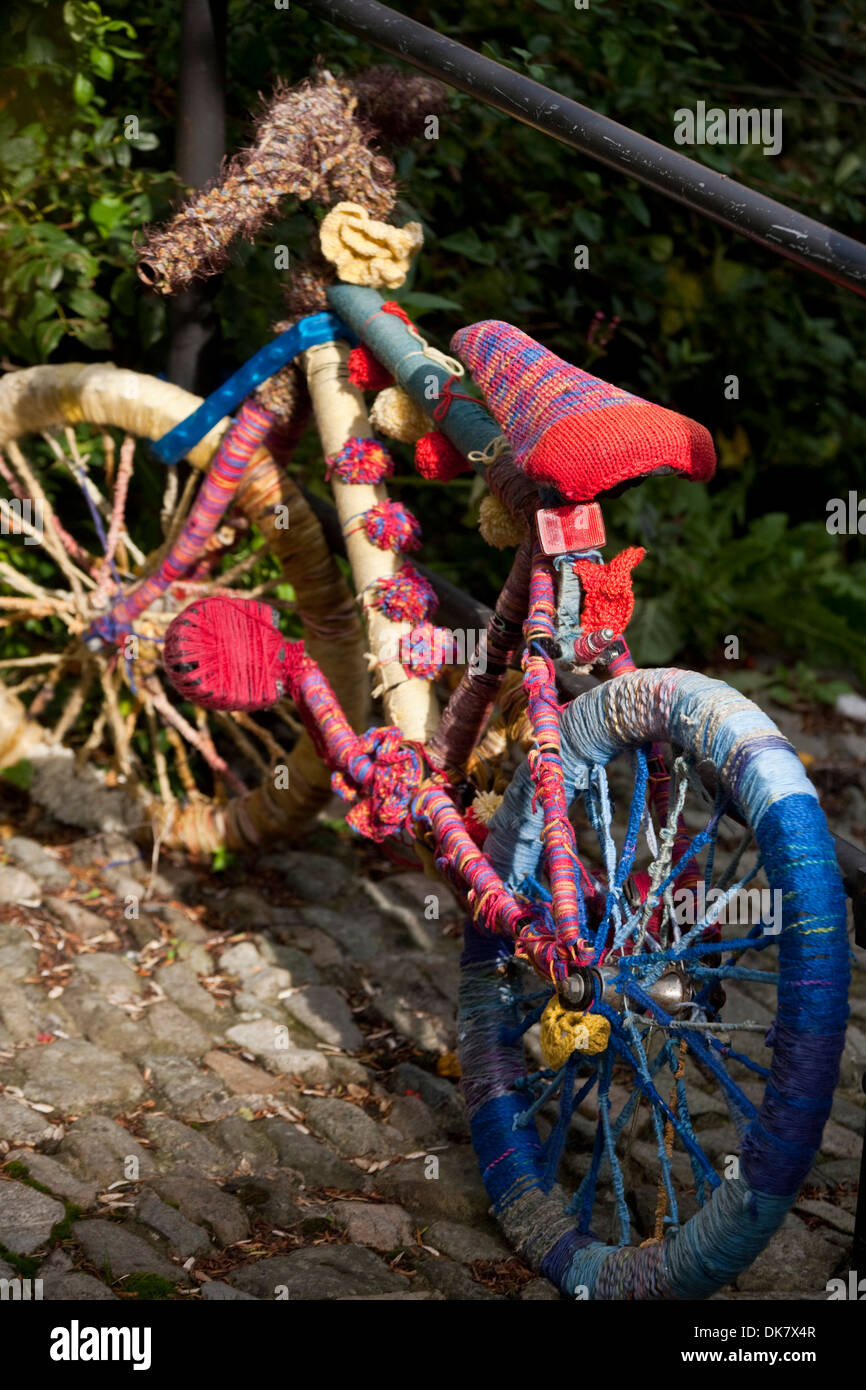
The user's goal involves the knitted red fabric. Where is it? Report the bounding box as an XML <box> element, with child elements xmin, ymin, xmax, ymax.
<box><xmin>464</xmin><ymin>803</ymin><xmax>489</xmax><ymax>847</ymax></box>
<box><xmin>450</xmin><ymin>320</ymin><xmax>716</xmax><ymax>502</ymax></box>
<box><xmin>164</xmin><ymin>596</ymin><xmax>291</xmax><ymax>711</ymax></box>
<box><xmin>381</xmin><ymin>301</ymin><xmax>412</xmax><ymax>325</ymax></box>
<box><xmin>347</xmin><ymin>343</ymin><xmax>393</xmax><ymax>391</ymax></box>
<box><xmin>415</xmin><ymin>430</ymin><xmax>471</xmax><ymax>480</ymax></box>
<box><xmin>573</xmin><ymin>547</ymin><xmax>646</xmax><ymax>635</ymax></box>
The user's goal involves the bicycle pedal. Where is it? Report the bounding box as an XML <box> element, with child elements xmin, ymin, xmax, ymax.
<box><xmin>536</xmin><ymin>501</ymin><xmax>606</xmax><ymax>555</ymax></box>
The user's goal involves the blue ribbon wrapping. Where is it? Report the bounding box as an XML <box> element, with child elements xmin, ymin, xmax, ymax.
<box><xmin>151</xmin><ymin>311</ymin><xmax>357</xmax><ymax>466</ymax></box>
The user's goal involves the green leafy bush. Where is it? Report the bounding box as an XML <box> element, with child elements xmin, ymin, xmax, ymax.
<box><xmin>0</xmin><ymin>0</ymin><xmax>175</xmax><ymax>363</ymax></box>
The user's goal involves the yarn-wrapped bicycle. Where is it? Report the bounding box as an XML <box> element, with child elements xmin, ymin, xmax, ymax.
<box><xmin>0</xmin><ymin>69</ymin><xmax>849</xmax><ymax>1299</ymax></box>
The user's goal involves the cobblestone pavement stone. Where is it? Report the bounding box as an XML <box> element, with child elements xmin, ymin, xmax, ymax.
<box><xmin>0</xmin><ymin>697</ymin><xmax>863</xmax><ymax>1302</ymax></box>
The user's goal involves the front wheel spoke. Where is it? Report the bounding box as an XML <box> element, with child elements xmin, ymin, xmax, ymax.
<box><xmin>618</xmin><ymin>1025</ymin><xmax>682</xmax><ymax>1228</ymax></box>
<box><xmin>597</xmin><ymin>1055</ymin><xmax>633</xmax><ymax>1243</ymax></box>
<box><xmin>674</xmin><ymin>1020</ymin><xmax>767</xmax><ymax>1106</ymax></box>
<box><xmin>609</xmin><ymin>1013</ymin><xmax>720</xmax><ymax>1189</ymax></box>
<box><xmin>693</xmin><ymin>964</ymin><xmax>779</xmax><ymax>985</ymax></box>
<box><xmin>146</xmin><ymin>677</ymin><xmax>247</xmax><ymax>797</ymax></box>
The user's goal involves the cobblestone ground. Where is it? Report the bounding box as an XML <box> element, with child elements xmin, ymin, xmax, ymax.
<box><xmin>0</xmin><ymin>694</ymin><xmax>863</xmax><ymax>1302</ymax></box>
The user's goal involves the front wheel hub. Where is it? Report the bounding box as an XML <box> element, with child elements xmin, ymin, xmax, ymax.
<box><xmin>558</xmin><ymin>963</ymin><xmax>694</xmax><ymax>1018</ymax></box>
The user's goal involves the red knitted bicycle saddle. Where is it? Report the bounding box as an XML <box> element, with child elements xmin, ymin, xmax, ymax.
<box><xmin>450</xmin><ymin>320</ymin><xmax>716</xmax><ymax>501</ymax></box>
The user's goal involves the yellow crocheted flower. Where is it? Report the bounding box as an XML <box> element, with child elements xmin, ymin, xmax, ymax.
<box><xmin>540</xmin><ymin>998</ymin><xmax>610</xmax><ymax>1070</ymax></box>
<box><xmin>369</xmin><ymin>386</ymin><xmax>430</xmax><ymax>444</ymax></box>
<box><xmin>319</xmin><ymin>201</ymin><xmax>423</xmax><ymax>289</ymax></box>
<box><xmin>479</xmin><ymin>494</ymin><xmax>525</xmax><ymax>549</ymax></box>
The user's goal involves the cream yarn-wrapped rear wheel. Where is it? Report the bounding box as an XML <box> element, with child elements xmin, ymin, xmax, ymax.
<box><xmin>0</xmin><ymin>363</ymin><xmax>367</xmax><ymax>852</ymax></box>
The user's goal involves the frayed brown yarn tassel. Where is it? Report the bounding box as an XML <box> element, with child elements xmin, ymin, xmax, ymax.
<box><xmin>349</xmin><ymin>68</ymin><xmax>448</xmax><ymax>144</ymax></box>
<box><xmin>278</xmin><ymin>243</ymin><xmax>336</xmax><ymax>320</ymax></box>
<box><xmin>137</xmin><ymin>71</ymin><xmax>396</xmax><ymax>296</ymax></box>
<box><xmin>254</xmin><ymin>360</ymin><xmax>309</xmax><ymax>432</ymax></box>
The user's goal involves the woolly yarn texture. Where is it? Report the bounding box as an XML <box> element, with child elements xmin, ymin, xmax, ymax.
<box><xmin>539</xmin><ymin>998</ymin><xmax>611</xmax><ymax>1069</ymax></box>
<box><xmin>479</xmin><ymin>493</ymin><xmax>526</xmax><ymax>548</ymax></box>
<box><xmin>137</xmin><ymin>71</ymin><xmax>397</xmax><ymax>295</ymax></box>
<box><xmin>452</xmin><ymin>320</ymin><xmax>716</xmax><ymax>501</ymax></box>
<box><xmin>370</xmin><ymin>386</ymin><xmax>430</xmax><ymax>443</ymax></box>
<box><xmin>574</xmin><ymin>546</ymin><xmax>646</xmax><ymax>634</ymax></box>
<box><xmin>319</xmin><ymin>202</ymin><xmax>423</xmax><ymax>289</ymax></box>
<box><xmin>165</xmin><ymin>596</ymin><xmax>286</xmax><ymax>712</ymax></box>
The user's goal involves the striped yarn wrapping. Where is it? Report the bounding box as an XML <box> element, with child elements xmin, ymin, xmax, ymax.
<box><xmin>260</xmin><ymin>638</ymin><xmax>427</xmax><ymax>842</ymax></box>
<box><xmin>89</xmin><ymin>399</ymin><xmax>274</xmax><ymax>646</ymax></box>
<box><xmin>607</xmin><ymin>642</ymin><xmax>635</xmax><ymax>677</ymax></box>
<box><xmin>521</xmin><ymin>543</ymin><xmax>592</xmax><ymax>974</ymax></box>
<box><xmin>427</xmin><ymin>536</ymin><xmax>531</xmax><ymax>773</ymax></box>
<box><xmin>332</xmin><ymin>726</ymin><xmax>426</xmax><ymax>841</ymax></box>
<box><xmin>412</xmin><ymin>783</ymin><xmax>531</xmax><ymax>939</ymax></box>
<box><xmin>450</xmin><ymin>319</ymin><xmax>716</xmax><ymax>502</ymax></box>
<box><xmin>412</xmin><ymin>781</ymin><xmax>588</xmax><ymax>982</ymax></box>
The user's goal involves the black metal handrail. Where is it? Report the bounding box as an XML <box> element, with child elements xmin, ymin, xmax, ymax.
<box><xmin>306</xmin><ymin>0</ymin><xmax>866</xmax><ymax>298</ymax></box>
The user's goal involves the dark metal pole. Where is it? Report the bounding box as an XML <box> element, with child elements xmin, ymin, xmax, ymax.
<box><xmin>304</xmin><ymin>0</ymin><xmax>866</xmax><ymax>298</ymax></box>
<box><xmin>167</xmin><ymin>0</ymin><xmax>227</xmax><ymax>393</ymax></box>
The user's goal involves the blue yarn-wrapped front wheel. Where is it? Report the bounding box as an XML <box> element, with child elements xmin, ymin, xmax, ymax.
<box><xmin>458</xmin><ymin>668</ymin><xmax>849</xmax><ymax>1300</ymax></box>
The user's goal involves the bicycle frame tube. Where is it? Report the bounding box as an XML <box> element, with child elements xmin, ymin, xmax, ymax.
<box><xmin>297</xmin><ymin>334</ymin><xmax>441</xmax><ymax>745</ymax></box>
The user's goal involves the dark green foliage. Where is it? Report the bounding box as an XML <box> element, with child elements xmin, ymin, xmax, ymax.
<box><xmin>1</xmin><ymin>0</ymin><xmax>864</xmax><ymax>681</ymax></box>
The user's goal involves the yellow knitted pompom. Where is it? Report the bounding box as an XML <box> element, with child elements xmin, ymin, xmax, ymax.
<box><xmin>540</xmin><ymin>998</ymin><xmax>610</xmax><ymax>1070</ymax></box>
<box><xmin>369</xmin><ymin>386</ymin><xmax>430</xmax><ymax>443</ymax></box>
<box><xmin>319</xmin><ymin>201</ymin><xmax>423</xmax><ymax>289</ymax></box>
<box><xmin>479</xmin><ymin>494</ymin><xmax>526</xmax><ymax>549</ymax></box>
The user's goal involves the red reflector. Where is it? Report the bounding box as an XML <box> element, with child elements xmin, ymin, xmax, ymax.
<box><xmin>536</xmin><ymin>502</ymin><xmax>606</xmax><ymax>555</ymax></box>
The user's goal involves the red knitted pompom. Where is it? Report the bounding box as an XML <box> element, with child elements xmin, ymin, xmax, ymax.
<box><xmin>164</xmin><ymin>596</ymin><xmax>297</xmax><ymax>712</ymax></box>
<box><xmin>347</xmin><ymin>343</ymin><xmax>393</xmax><ymax>392</ymax></box>
<box><xmin>415</xmin><ymin>430</ymin><xmax>471</xmax><ymax>481</ymax></box>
